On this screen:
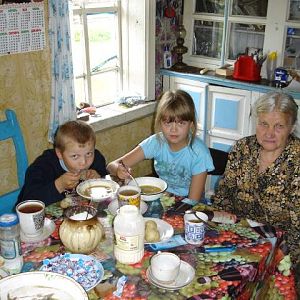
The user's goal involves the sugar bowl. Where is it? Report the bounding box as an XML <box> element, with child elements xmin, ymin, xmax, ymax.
<box><xmin>59</xmin><ymin>205</ymin><xmax>104</xmax><ymax>254</ymax></box>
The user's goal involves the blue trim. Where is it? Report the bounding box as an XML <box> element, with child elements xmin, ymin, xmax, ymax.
<box><xmin>160</xmin><ymin>69</ymin><xmax>300</xmax><ymax>99</ymax></box>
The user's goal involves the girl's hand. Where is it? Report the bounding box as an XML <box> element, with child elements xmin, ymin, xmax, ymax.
<box><xmin>84</xmin><ymin>169</ymin><xmax>100</xmax><ymax>179</ymax></box>
<box><xmin>55</xmin><ymin>172</ymin><xmax>81</xmax><ymax>193</ymax></box>
<box><xmin>116</xmin><ymin>162</ymin><xmax>132</xmax><ymax>180</ymax></box>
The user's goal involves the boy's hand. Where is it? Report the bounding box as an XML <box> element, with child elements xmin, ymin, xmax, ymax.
<box><xmin>55</xmin><ymin>172</ymin><xmax>81</xmax><ymax>193</ymax></box>
<box><xmin>84</xmin><ymin>169</ymin><xmax>100</xmax><ymax>180</ymax></box>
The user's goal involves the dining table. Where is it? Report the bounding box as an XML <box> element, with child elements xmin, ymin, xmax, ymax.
<box><xmin>0</xmin><ymin>193</ymin><xmax>297</xmax><ymax>300</ymax></box>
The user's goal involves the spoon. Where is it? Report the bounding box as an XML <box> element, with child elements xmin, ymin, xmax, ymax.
<box><xmin>186</xmin><ymin>210</ymin><xmax>218</xmax><ymax>230</ymax></box>
<box><xmin>119</xmin><ymin>160</ymin><xmax>140</xmax><ymax>187</ymax></box>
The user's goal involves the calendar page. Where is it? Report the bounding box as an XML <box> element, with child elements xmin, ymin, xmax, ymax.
<box><xmin>0</xmin><ymin>1</ymin><xmax>45</xmax><ymax>56</ymax></box>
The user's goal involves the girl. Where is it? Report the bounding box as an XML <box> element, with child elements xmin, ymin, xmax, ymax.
<box><xmin>107</xmin><ymin>90</ymin><xmax>214</xmax><ymax>202</ymax></box>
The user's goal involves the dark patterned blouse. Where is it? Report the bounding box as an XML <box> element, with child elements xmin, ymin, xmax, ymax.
<box><xmin>212</xmin><ymin>134</ymin><xmax>300</xmax><ymax>265</ymax></box>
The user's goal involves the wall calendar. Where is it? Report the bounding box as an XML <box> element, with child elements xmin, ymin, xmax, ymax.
<box><xmin>0</xmin><ymin>1</ymin><xmax>45</xmax><ymax>56</ymax></box>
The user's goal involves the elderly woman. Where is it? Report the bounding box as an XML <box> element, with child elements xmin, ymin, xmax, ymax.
<box><xmin>212</xmin><ymin>91</ymin><xmax>299</xmax><ymax>267</ymax></box>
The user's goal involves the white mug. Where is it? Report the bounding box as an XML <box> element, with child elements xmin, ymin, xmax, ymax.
<box><xmin>150</xmin><ymin>252</ymin><xmax>181</xmax><ymax>283</ymax></box>
<box><xmin>16</xmin><ymin>200</ymin><xmax>45</xmax><ymax>237</ymax></box>
<box><xmin>184</xmin><ymin>212</ymin><xmax>208</xmax><ymax>245</ymax></box>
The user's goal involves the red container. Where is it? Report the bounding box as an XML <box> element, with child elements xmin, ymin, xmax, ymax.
<box><xmin>233</xmin><ymin>55</ymin><xmax>261</xmax><ymax>81</ymax></box>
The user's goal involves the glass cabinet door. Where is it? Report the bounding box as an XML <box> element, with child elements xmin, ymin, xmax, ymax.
<box><xmin>289</xmin><ymin>0</ymin><xmax>300</xmax><ymax>21</ymax></box>
<box><xmin>193</xmin><ymin>20</ymin><xmax>223</xmax><ymax>58</ymax></box>
<box><xmin>231</xmin><ymin>0</ymin><xmax>268</xmax><ymax>17</ymax></box>
<box><xmin>195</xmin><ymin>0</ymin><xmax>225</xmax><ymax>15</ymax></box>
<box><xmin>228</xmin><ymin>23</ymin><xmax>265</xmax><ymax>60</ymax></box>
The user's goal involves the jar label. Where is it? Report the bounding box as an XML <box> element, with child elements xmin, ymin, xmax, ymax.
<box><xmin>114</xmin><ymin>233</ymin><xmax>141</xmax><ymax>251</ymax></box>
<box><xmin>0</xmin><ymin>239</ymin><xmax>20</xmax><ymax>259</ymax></box>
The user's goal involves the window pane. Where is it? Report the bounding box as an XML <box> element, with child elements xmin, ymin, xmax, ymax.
<box><xmin>91</xmin><ymin>71</ymin><xmax>119</xmax><ymax>106</ymax></box>
<box><xmin>87</xmin><ymin>12</ymin><xmax>118</xmax><ymax>74</ymax></box>
<box><xmin>195</xmin><ymin>0</ymin><xmax>225</xmax><ymax>15</ymax></box>
<box><xmin>284</xmin><ymin>27</ymin><xmax>300</xmax><ymax>69</ymax></box>
<box><xmin>289</xmin><ymin>0</ymin><xmax>300</xmax><ymax>21</ymax></box>
<box><xmin>193</xmin><ymin>20</ymin><xmax>223</xmax><ymax>58</ymax></box>
<box><xmin>72</xmin><ymin>14</ymin><xmax>85</xmax><ymax>79</ymax></box>
<box><xmin>228</xmin><ymin>23</ymin><xmax>265</xmax><ymax>60</ymax></box>
<box><xmin>232</xmin><ymin>0</ymin><xmax>268</xmax><ymax>17</ymax></box>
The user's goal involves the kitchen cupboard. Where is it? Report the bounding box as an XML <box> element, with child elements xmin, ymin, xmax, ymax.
<box><xmin>162</xmin><ymin>69</ymin><xmax>300</xmax><ymax>196</ymax></box>
<box><xmin>183</xmin><ymin>0</ymin><xmax>300</xmax><ymax>74</ymax></box>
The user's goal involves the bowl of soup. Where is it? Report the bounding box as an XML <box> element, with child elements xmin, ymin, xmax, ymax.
<box><xmin>128</xmin><ymin>177</ymin><xmax>167</xmax><ymax>202</ymax></box>
<box><xmin>76</xmin><ymin>179</ymin><xmax>120</xmax><ymax>202</ymax></box>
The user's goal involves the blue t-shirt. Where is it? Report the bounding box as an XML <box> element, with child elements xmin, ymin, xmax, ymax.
<box><xmin>140</xmin><ymin>133</ymin><xmax>214</xmax><ymax>197</ymax></box>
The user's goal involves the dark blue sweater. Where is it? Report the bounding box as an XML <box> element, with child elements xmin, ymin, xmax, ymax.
<box><xmin>17</xmin><ymin>149</ymin><xmax>107</xmax><ymax>206</ymax></box>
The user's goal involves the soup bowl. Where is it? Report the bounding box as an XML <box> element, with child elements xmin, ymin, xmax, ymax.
<box><xmin>128</xmin><ymin>177</ymin><xmax>167</xmax><ymax>202</ymax></box>
<box><xmin>76</xmin><ymin>178</ymin><xmax>120</xmax><ymax>202</ymax></box>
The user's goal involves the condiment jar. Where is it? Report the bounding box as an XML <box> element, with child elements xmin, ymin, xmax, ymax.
<box><xmin>0</xmin><ymin>213</ymin><xmax>23</xmax><ymax>274</ymax></box>
<box><xmin>59</xmin><ymin>205</ymin><xmax>104</xmax><ymax>254</ymax></box>
<box><xmin>113</xmin><ymin>205</ymin><xmax>145</xmax><ymax>264</ymax></box>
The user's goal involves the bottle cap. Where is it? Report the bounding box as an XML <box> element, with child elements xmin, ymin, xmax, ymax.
<box><xmin>0</xmin><ymin>213</ymin><xmax>19</xmax><ymax>227</ymax></box>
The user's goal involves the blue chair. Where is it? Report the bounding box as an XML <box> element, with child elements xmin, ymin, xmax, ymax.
<box><xmin>0</xmin><ymin>109</ymin><xmax>28</xmax><ymax>214</ymax></box>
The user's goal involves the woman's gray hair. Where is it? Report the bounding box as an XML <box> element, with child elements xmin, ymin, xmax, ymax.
<box><xmin>252</xmin><ymin>91</ymin><xmax>298</xmax><ymax>125</ymax></box>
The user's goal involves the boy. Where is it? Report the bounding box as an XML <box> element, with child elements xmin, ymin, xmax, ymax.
<box><xmin>18</xmin><ymin>120</ymin><xmax>107</xmax><ymax>206</ymax></box>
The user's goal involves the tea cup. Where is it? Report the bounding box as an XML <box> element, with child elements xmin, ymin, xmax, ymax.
<box><xmin>150</xmin><ymin>252</ymin><xmax>181</xmax><ymax>284</ymax></box>
<box><xmin>117</xmin><ymin>185</ymin><xmax>141</xmax><ymax>209</ymax></box>
<box><xmin>16</xmin><ymin>200</ymin><xmax>45</xmax><ymax>237</ymax></box>
<box><xmin>184</xmin><ymin>211</ymin><xmax>208</xmax><ymax>245</ymax></box>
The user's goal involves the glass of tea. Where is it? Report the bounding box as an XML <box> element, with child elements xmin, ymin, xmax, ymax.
<box><xmin>117</xmin><ymin>185</ymin><xmax>141</xmax><ymax>210</ymax></box>
<box><xmin>16</xmin><ymin>200</ymin><xmax>45</xmax><ymax>237</ymax></box>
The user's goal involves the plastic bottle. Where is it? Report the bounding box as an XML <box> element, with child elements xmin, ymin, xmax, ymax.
<box><xmin>113</xmin><ymin>205</ymin><xmax>145</xmax><ymax>264</ymax></box>
<box><xmin>0</xmin><ymin>213</ymin><xmax>23</xmax><ymax>274</ymax></box>
<box><xmin>163</xmin><ymin>45</ymin><xmax>172</xmax><ymax>69</ymax></box>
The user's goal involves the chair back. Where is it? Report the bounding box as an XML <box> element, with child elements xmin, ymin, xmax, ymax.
<box><xmin>0</xmin><ymin>109</ymin><xmax>28</xmax><ymax>214</ymax></box>
<box><xmin>208</xmin><ymin>148</ymin><xmax>229</xmax><ymax>176</ymax></box>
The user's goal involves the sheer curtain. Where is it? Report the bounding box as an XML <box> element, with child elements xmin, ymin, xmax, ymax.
<box><xmin>48</xmin><ymin>0</ymin><xmax>76</xmax><ymax>142</ymax></box>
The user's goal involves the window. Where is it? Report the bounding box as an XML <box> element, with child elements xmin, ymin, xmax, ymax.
<box><xmin>70</xmin><ymin>0</ymin><xmax>121</xmax><ymax>107</ymax></box>
<box><xmin>70</xmin><ymin>0</ymin><xmax>155</xmax><ymax>108</ymax></box>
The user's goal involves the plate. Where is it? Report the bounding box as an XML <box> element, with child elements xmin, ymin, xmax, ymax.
<box><xmin>108</xmin><ymin>200</ymin><xmax>148</xmax><ymax>215</ymax></box>
<box><xmin>40</xmin><ymin>253</ymin><xmax>104</xmax><ymax>291</ymax></box>
<box><xmin>76</xmin><ymin>178</ymin><xmax>120</xmax><ymax>201</ymax></box>
<box><xmin>146</xmin><ymin>260</ymin><xmax>195</xmax><ymax>290</ymax></box>
<box><xmin>20</xmin><ymin>218</ymin><xmax>56</xmax><ymax>243</ymax></box>
<box><xmin>144</xmin><ymin>217</ymin><xmax>174</xmax><ymax>244</ymax></box>
<box><xmin>0</xmin><ymin>271</ymin><xmax>88</xmax><ymax>300</ymax></box>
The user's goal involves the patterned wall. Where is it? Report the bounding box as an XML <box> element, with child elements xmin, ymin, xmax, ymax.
<box><xmin>0</xmin><ymin>0</ymin><xmax>182</xmax><ymax>197</ymax></box>
<box><xmin>155</xmin><ymin>0</ymin><xmax>183</xmax><ymax>97</ymax></box>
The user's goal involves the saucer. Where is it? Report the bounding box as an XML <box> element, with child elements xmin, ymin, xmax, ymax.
<box><xmin>146</xmin><ymin>260</ymin><xmax>195</xmax><ymax>290</ymax></box>
<box><xmin>20</xmin><ymin>218</ymin><xmax>56</xmax><ymax>243</ymax></box>
<box><xmin>108</xmin><ymin>200</ymin><xmax>148</xmax><ymax>215</ymax></box>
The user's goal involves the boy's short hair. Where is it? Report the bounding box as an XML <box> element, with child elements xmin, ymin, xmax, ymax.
<box><xmin>54</xmin><ymin>120</ymin><xmax>96</xmax><ymax>152</ymax></box>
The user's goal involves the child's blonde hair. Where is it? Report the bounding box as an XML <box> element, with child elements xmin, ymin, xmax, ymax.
<box><xmin>154</xmin><ymin>90</ymin><xmax>197</xmax><ymax>145</ymax></box>
<box><xmin>54</xmin><ymin>120</ymin><xmax>96</xmax><ymax>152</ymax></box>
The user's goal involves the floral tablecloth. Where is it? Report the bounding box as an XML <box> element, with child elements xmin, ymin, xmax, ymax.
<box><xmin>16</xmin><ymin>199</ymin><xmax>297</xmax><ymax>300</ymax></box>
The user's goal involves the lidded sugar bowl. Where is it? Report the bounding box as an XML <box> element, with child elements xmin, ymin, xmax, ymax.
<box><xmin>59</xmin><ymin>205</ymin><xmax>104</xmax><ymax>254</ymax></box>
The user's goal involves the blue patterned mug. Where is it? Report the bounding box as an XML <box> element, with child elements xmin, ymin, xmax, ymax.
<box><xmin>184</xmin><ymin>212</ymin><xmax>208</xmax><ymax>245</ymax></box>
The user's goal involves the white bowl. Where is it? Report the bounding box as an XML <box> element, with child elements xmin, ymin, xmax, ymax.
<box><xmin>76</xmin><ymin>178</ymin><xmax>119</xmax><ymax>202</ymax></box>
<box><xmin>128</xmin><ymin>177</ymin><xmax>167</xmax><ymax>202</ymax></box>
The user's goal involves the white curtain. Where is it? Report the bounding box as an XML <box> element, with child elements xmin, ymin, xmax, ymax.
<box><xmin>48</xmin><ymin>0</ymin><xmax>76</xmax><ymax>142</ymax></box>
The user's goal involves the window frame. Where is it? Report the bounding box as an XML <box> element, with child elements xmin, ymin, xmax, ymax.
<box><xmin>70</xmin><ymin>0</ymin><xmax>155</xmax><ymax>108</ymax></box>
